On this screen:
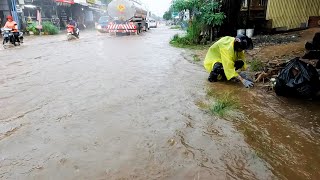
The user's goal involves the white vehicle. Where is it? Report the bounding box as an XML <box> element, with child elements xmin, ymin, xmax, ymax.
<box><xmin>149</xmin><ymin>19</ymin><xmax>157</xmax><ymax>28</ymax></box>
<box><xmin>106</xmin><ymin>0</ymin><xmax>150</xmax><ymax>35</ymax></box>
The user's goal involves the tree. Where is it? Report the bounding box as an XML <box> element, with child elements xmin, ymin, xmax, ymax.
<box><xmin>163</xmin><ymin>10</ymin><xmax>172</xmax><ymax>20</ymax></box>
<box><xmin>168</xmin><ymin>0</ymin><xmax>225</xmax><ymax>44</ymax></box>
<box><xmin>200</xmin><ymin>1</ymin><xmax>225</xmax><ymax>41</ymax></box>
<box><xmin>171</xmin><ymin>0</ymin><xmax>202</xmax><ymax>21</ymax></box>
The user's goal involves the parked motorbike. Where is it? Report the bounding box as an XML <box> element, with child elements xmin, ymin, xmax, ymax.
<box><xmin>1</xmin><ymin>28</ymin><xmax>23</xmax><ymax>47</ymax></box>
<box><xmin>67</xmin><ymin>25</ymin><xmax>79</xmax><ymax>40</ymax></box>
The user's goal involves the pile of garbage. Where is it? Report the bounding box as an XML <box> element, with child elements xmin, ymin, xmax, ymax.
<box><xmin>255</xmin><ymin>32</ymin><xmax>320</xmax><ymax>99</ymax></box>
<box><xmin>274</xmin><ymin>57</ymin><xmax>319</xmax><ymax>99</ymax></box>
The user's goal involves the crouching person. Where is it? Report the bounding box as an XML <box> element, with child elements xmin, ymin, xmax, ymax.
<box><xmin>204</xmin><ymin>34</ymin><xmax>254</xmax><ymax>88</ymax></box>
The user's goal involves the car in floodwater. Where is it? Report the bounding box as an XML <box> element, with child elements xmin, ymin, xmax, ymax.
<box><xmin>96</xmin><ymin>16</ymin><xmax>110</xmax><ymax>33</ymax></box>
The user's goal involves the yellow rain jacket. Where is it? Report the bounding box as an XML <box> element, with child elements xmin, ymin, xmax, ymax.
<box><xmin>204</xmin><ymin>36</ymin><xmax>246</xmax><ymax>80</ymax></box>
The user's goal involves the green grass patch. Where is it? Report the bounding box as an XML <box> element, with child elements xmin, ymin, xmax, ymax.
<box><xmin>170</xmin><ymin>25</ymin><xmax>181</xmax><ymax>29</ymax></box>
<box><xmin>209</xmin><ymin>93</ymin><xmax>238</xmax><ymax>117</ymax></box>
<box><xmin>249</xmin><ymin>59</ymin><xmax>264</xmax><ymax>72</ymax></box>
<box><xmin>170</xmin><ymin>34</ymin><xmax>192</xmax><ymax>45</ymax></box>
<box><xmin>192</xmin><ymin>54</ymin><xmax>201</xmax><ymax>62</ymax></box>
<box><xmin>170</xmin><ymin>34</ymin><xmax>210</xmax><ymax>49</ymax></box>
<box><xmin>170</xmin><ymin>41</ymin><xmax>209</xmax><ymax>49</ymax></box>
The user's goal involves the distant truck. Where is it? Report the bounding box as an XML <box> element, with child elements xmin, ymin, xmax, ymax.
<box><xmin>104</xmin><ymin>0</ymin><xmax>151</xmax><ymax>35</ymax></box>
<box><xmin>148</xmin><ymin>18</ymin><xmax>157</xmax><ymax>28</ymax></box>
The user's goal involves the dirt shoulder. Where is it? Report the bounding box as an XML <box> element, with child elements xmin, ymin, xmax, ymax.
<box><xmin>193</xmin><ymin>28</ymin><xmax>319</xmax><ymax>64</ymax></box>
<box><xmin>249</xmin><ymin>28</ymin><xmax>319</xmax><ymax>62</ymax></box>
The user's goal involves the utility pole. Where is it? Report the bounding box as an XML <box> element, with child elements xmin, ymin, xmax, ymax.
<box><xmin>9</xmin><ymin>0</ymin><xmax>20</xmax><ymax>28</ymax></box>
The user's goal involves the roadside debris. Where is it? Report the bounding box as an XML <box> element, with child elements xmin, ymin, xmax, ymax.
<box><xmin>252</xmin><ymin>31</ymin><xmax>320</xmax><ymax>99</ymax></box>
<box><xmin>274</xmin><ymin>57</ymin><xmax>320</xmax><ymax>99</ymax></box>
<box><xmin>254</xmin><ymin>60</ymin><xmax>287</xmax><ymax>83</ymax></box>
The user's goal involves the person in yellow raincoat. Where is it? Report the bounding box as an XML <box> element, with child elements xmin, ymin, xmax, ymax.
<box><xmin>204</xmin><ymin>34</ymin><xmax>254</xmax><ymax>88</ymax></box>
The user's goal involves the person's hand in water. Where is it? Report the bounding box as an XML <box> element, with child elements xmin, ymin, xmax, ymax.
<box><xmin>237</xmin><ymin>74</ymin><xmax>254</xmax><ymax>88</ymax></box>
<box><xmin>242</xmin><ymin>79</ymin><xmax>254</xmax><ymax>88</ymax></box>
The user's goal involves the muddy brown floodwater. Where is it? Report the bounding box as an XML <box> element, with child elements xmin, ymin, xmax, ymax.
<box><xmin>200</xmin><ymin>82</ymin><xmax>320</xmax><ymax>180</ymax></box>
<box><xmin>0</xmin><ymin>27</ymin><xmax>318</xmax><ymax>180</ymax></box>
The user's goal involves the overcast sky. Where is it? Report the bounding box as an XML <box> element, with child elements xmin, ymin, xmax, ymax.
<box><xmin>141</xmin><ymin>0</ymin><xmax>172</xmax><ymax>17</ymax></box>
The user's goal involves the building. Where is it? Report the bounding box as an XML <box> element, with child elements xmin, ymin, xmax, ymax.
<box><xmin>240</xmin><ymin>0</ymin><xmax>320</xmax><ymax>31</ymax></box>
<box><xmin>23</xmin><ymin>0</ymin><xmax>74</xmax><ymax>29</ymax></box>
<box><xmin>21</xmin><ymin>0</ymin><xmax>105</xmax><ymax>29</ymax></box>
<box><xmin>72</xmin><ymin>0</ymin><xmax>107</xmax><ymax>28</ymax></box>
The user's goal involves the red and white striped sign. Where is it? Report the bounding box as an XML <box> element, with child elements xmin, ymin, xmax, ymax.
<box><xmin>106</xmin><ymin>23</ymin><xmax>137</xmax><ymax>33</ymax></box>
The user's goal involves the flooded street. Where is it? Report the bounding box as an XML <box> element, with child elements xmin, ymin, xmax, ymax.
<box><xmin>0</xmin><ymin>27</ymin><xmax>319</xmax><ymax>179</ymax></box>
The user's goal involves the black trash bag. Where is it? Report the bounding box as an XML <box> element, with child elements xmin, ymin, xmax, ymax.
<box><xmin>302</xmin><ymin>50</ymin><xmax>320</xmax><ymax>60</ymax></box>
<box><xmin>275</xmin><ymin>57</ymin><xmax>320</xmax><ymax>99</ymax></box>
<box><xmin>305</xmin><ymin>32</ymin><xmax>320</xmax><ymax>50</ymax></box>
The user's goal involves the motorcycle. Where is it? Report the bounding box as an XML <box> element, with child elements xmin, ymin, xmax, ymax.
<box><xmin>67</xmin><ymin>25</ymin><xmax>79</xmax><ymax>40</ymax></box>
<box><xmin>1</xmin><ymin>28</ymin><xmax>23</xmax><ymax>47</ymax></box>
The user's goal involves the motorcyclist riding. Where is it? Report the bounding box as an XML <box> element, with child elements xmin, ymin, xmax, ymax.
<box><xmin>204</xmin><ymin>34</ymin><xmax>254</xmax><ymax>88</ymax></box>
<box><xmin>3</xmin><ymin>15</ymin><xmax>20</xmax><ymax>43</ymax></box>
<box><xmin>68</xmin><ymin>17</ymin><xmax>78</xmax><ymax>36</ymax></box>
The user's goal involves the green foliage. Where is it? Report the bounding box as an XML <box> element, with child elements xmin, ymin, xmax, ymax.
<box><xmin>42</xmin><ymin>21</ymin><xmax>59</xmax><ymax>35</ymax></box>
<box><xmin>170</xmin><ymin>20</ymin><xmax>202</xmax><ymax>47</ymax></box>
<box><xmin>249</xmin><ymin>59</ymin><xmax>264</xmax><ymax>72</ymax></box>
<box><xmin>26</xmin><ymin>22</ymin><xmax>40</xmax><ymax>35</ymax></box>
<box><xmin>186</xmin><ymin>19</ymin><xmax>202</xmax><ymax>43</ymax></box>
<box><xmin>163</xmin><ymin>10</ymin><xmax>172</xmax><ymax>20</ymax></box>
<box><xmin>26</xmin><ymin>21</ymin><xmax>60</xmax><ymax>36</ymax></box>
<box><xmin>201</xmin><ymin>11</ymin><xmax>225</xmax><ymax>26</ymax></box>
<box><xmin>200</xmin><ymin>1</ymin><xmax>225</xmax><ymax>26</ymax></box>
<box><xmin>170</xmin><ymin>25</ymin><xmax>181</xmax><ymax>29</ymax></box>
<box><xmin>171</xmin><ymin>0</ymin><xmax>189</xmax><ymax>11</ymax></box>
<box><xmin>170</xmin><ymin>34</ymin><xmax>192</xmax><ymax>46</ymax></box>
<box><xmin>172</xmin><ymin>0</ymin><xmax>202</xmax><ymax>12</ymax></box>
<box><xmin>170</xmin><ymin>33</ymin><xmax>211</xmax><ymax>49</ymax></box>
<box><xmin>192</xmin><ymin>54</ymin><xmax>201</xmax><ymax>62</ymax></box>
<box><xmin>168</xmin><ymin>0</ymin><xmax>225</xmax><ymax>45</ymax></box>
<box><xmin>172</xmin><ymin>33</ymin><xmax>179</xmax><ymax>40</ymax></box>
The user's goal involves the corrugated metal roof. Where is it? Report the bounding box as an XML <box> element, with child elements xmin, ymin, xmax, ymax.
<box><xmin>266</xmin><ymin>0</ymin><xmax>320</xmax><ymax>29</ymax></box>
